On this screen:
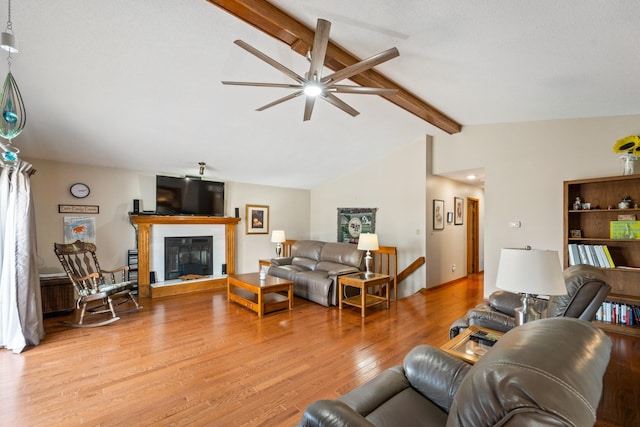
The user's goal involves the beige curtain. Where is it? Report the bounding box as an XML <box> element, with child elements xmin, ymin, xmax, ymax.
<box><xmin>0</xmin><ymin>159</ymin><xmax>44</xmax><ymax>353</ymax></box>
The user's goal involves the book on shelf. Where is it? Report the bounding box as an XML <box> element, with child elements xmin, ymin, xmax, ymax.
<box><xmin>596</xmin><ymin>301</ymin><xmax>640</xmax><ymax>326</ymax></box>
<box><xmin>568</xmin><ymin>243</ymin><xmax>578</xmax><ymax>266</ymax></box>
<box><xmin>610</xmin><ymin>220</ymin><xmax>640</xmax><ymax>239</ymax></box>
<box><xmin>585</xmin><ymin>245</ymin><xmax>597</xmax><ymax>267</ymax></box>
<box><xmin>602</xmin><ymin>245</ymin><xmax>616</xmax><ymax>268</ymax></box>
<box><xmin>569</xmin><ymin>244</ymin><xmax>614</xmax><ymax>268</ymax></box>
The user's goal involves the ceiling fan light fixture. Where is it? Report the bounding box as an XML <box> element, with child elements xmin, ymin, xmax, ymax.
<box><xmin>222</xmin><ymin>19</ymin><xmax>399</xmax><ymax>121</ymax></box>
<box><xmin>303</xmin><ymin>83</ymin><xmax>322</xmax><ymax>97</ymax></box>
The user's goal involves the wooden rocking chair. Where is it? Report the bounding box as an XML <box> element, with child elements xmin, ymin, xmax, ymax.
<box><xmin>54</xmin><ymin>240</ymin><xmax>142</xmax><ymax>327</ymax></box>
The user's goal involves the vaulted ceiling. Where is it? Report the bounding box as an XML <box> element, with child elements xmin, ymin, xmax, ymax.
<box><xmin>8</xmin><ymin>0</ymin><xmax>640</xmax><ymax>188</ymax></box>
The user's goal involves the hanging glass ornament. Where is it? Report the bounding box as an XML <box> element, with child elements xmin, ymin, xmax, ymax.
<box><xmin>0</xmin><ymin>71</ymin><xmax>26</xmax><ymax>140</ymax></box>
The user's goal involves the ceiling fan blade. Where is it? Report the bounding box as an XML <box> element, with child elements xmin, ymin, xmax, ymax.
<box><xmin>256</xmin><ymin>90</ymin><xmax>304</xmax><ymax>111</ymax></box>
<box><xmin>307</xmin><ymin>19</ymin><xmax>331</xmax><ymax>81</ymax></box>
<box><xmin>303</xmin><ymin>96</ymin><xmax>317</xmax><ymax>121</ymax></box>
<box><xmin>222</xmin><ymin>81</ymin><xmax>303</xmax><ymax>89</ymax></box>
<box><xmin>330</xmin><ymin>85</ymin><xmax>398</xmax><ymax>95</ymax></box>
<box><xmin>233</xmin><ymin>40</ymin><xmax>305</xmax><ymax>84</ymax></box>
<box><xmin>322</xmin><ymin>47</ymin><xmax>399</xmax><ymax>84</ymax></box>
<box><xmin>321</xmin><ymin>93</ymin><xmax>360</xmax><ymax>117</ymax></box>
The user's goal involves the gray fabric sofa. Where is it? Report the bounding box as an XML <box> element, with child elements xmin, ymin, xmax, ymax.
<box><xmin>268</xmin><ymin>240</ymin><xmax>364</xmax><ymax>307</ymax></box>
<box><xmin>299</xmin><ymin>317</ymin><xmax>612</xmax><ymax>426</ymax></box>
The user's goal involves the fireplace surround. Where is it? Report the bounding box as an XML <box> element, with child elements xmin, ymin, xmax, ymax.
<box><xmin>129</xmin><ymin>215</ymin><xmax>241</xmax><ymax>297</ymax></box>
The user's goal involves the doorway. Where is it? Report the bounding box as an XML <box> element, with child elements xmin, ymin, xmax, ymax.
<box><xmin>466</xmin><ymin>198</ymin><xmax>480</xmax><ymax>274</ymax></box>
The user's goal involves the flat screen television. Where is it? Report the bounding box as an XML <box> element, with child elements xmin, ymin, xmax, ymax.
<box><xmin>156</xmin><ymin>175</ymin><xmax>224</xmax><ymax>216</ymax></box>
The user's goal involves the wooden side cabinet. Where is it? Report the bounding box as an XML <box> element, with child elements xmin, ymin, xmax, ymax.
<box><xmin>564</xmin><ymin>174</ymin><xmax>640</xmax><ymax>336</ymax></box>
<box><xmin>40</xmin><ymin>276</ymin><xmax>75</xmax><ymax>315</ymax></box>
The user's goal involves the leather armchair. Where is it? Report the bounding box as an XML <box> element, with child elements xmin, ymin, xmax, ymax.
<box><xmin>449</xmin><ymin>264</ymin><xmax>611</xmax><ymax>338</ymax></box>
<box><xmin>299</xmin><ymin>317</ymin><xmax>612</xmax><ymax>427</ymax></box>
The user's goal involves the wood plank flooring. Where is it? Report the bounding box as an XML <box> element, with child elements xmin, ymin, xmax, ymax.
<box><xmin>1</xmin><ymin>274</ymin><xmax>637</xmax><ymax>426</ymax></box>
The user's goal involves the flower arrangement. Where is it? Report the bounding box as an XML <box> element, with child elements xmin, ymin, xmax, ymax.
<box><xmin>614</xmin><ymin>135</ymin><xmax>640</xmax><ymax>175</ymax></box>
<box><xmin>613</xmin><ymin>135</ymin><xmax>640</xmax><ymax>155</ymax></box>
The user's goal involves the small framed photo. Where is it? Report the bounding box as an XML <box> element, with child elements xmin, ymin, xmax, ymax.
<box><xmin>454</xmin><ymin>197</ymin><xmax>464</xmax><ymax>225</ymax></box>
<box><xmin>433</xmin><ymin>199</ymin><xmax>444</xmax><ymax>230</ymax></box>
<box><xmin>447</xmin><ymin>212</ymin><xmax>454</xmax><ymax>223</ymax></box>
<box><xmin>570</xmin><ymin>229</ymin><xmax>582</xmax><ymax>238</ymax></box>
<box><xmin>246</xmin><ymin>204</ymin><xmax>269</xmax><ymax>234</ymax></box>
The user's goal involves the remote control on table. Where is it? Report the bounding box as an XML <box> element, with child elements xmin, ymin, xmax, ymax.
<box><xmin>469</xmin><ymin>330</ymin><xmax>499</xmax><ymax>346</ymax></box>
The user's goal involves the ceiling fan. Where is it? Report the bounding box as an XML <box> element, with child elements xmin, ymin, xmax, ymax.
<box><xmin>222</xmin><ymin>18</ymin><xmax>399</xmax><ymax>121</ymax></box>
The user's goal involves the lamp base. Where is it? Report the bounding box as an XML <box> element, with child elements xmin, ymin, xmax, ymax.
<box><xmin>514</xmin><ymin>293</ymin><xmax>541</xmax><ymax>326</ymax></box>
<box><xmin>364</xmin><ymin>250</ymin><xmax>372</xmax><ymax>274</ymax></box>
<box><xmin>275</xmin><ymin>243</ymin><xmax>282</xmax><ymax>258</ymax></box>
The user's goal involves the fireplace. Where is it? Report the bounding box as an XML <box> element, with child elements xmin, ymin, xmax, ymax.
<box><xmin>164</xmin><ymin>236</ymin><xmax>213</xmax><ymax>280</ymax></box>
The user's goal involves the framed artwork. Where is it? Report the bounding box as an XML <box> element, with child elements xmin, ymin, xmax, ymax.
<box><xmin>433</xmin><ymin>199</ymin><xmax>444</xmax><ymax>230</ymax></box>
<box><xmin>454</xmin><ymin>197</ymin><xmax>464</xmax><ymax>225</ymax></box>
<box><xmin>63</xmin><ymin>216</ymin><xmax>96</xmax><ymax>243</ymax></box>
<box><xmin>447</xmin><ymin>212</ymin><xmax>454</xmax><ymax>223</ymax></box>
<box><xmin>246</xmin><ymin>204</ymin><xmax>269</xmax><ymax>234</ymax></box>
<box><xmin>337</xmin><ymin>207</ymin><xmax>377</xmax><ymax>243</ymax></box>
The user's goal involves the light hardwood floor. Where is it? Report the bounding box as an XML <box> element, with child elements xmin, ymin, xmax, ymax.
<box><xmin>1</xmin><ymin>274</ymin><xmax>637</xmax><ymax>426</ymax></box>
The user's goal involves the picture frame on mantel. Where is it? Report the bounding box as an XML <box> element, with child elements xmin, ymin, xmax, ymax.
<box><xmin>246</xmin><ymin>204</ymin><xmax>269</xmax><ymax>234</ymax></box>
<box><xmin>454</xmin><ymin>197</ymin><xmax>464</xmax><ymax>225</ymax></box>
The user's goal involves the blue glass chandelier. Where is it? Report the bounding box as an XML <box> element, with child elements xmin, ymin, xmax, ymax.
<box><xmin>0</xmin><ymin>0</ymin><xmax>26</xmax><ymax>165</ymax></box>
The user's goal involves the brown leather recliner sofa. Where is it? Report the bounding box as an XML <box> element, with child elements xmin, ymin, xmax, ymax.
<box><xmin>449</xmin><ymin>264</ymin><xmax>611</xmax><ymax>339</ymax></box>
<box><xmin>299</xmin><ymin>317</ymin><xmax>611</xmax><ymax>426</ymax></box>
<box><xmin>268</xmin><ymin>240</ymin><xmax>364</xmax><ymax>307</ymax></box>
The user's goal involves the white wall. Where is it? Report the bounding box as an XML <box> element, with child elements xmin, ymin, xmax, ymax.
<box><xmin>227</xmin><ymin>181</ymin><xmax>310</xmax><ymax>272</ymax></box>
<box><xmin>26</xmin><ymin>158</ymin><xmax>310</xmax><ymax>276</ymax></box>
<box><xmin>432</xmin><ymin>114</ymin><xmax>640</xmax><ymax>297</ymax></box>
<box><xmin>310</xmin><ymin>137</ymin><xmax>428</xmax><ymax>297</ymax></box>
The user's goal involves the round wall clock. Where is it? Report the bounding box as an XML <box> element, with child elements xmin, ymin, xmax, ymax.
<box><xmin>70</xmin><ymin>183</ymin><xmax>90</xmax><ymax>198</ymax></box>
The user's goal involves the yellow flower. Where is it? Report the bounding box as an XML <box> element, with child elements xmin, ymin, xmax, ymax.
<box><xmin>613</xmin><ymin>135</ymin><xmax>640</xmax><ymax>154</ymax></box>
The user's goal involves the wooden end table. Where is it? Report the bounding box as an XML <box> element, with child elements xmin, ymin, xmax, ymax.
<box><xmin>339</xmin><ymin>272</ymin><xmax>390</xmax><ymax>317</ymax></box>
<box><xmin>227</xmin><ymin>273</ymin><xmax>293</xmax><ymax>317</ymax></box>
<box><xmin>440</xmin><ymin>326</ymin><xmax>504</xmax><ymax>364</ymax></box>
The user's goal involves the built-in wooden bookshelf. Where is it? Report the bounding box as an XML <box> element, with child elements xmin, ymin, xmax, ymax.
<box><xmin>564</xmin><ymin>174</ymin><xmax>640</xmax><ymax>336</ymax></box>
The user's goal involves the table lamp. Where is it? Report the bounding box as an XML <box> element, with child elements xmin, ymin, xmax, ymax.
<box><xmin>271</xmin><ymin>230</ymin><xmax>286</xmax><ymax>257</ymax></box>
<box><xmin>357</xmin><ymin>233</ymin><xmax>379</xmax><ymax>274</ymax></box>
<box><xmin>495</xmin><ymin>247</ymin><xmax>566</xmax><ymax>325</ymax></box>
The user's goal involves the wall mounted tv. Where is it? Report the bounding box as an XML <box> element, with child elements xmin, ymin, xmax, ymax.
<box><xmin>156</xmin><ymin>175</ymin><xmax>224</xmax><ymax>216</ymax></box>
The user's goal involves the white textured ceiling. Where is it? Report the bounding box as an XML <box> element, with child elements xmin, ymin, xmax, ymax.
<box><xmin>7</xmin><ymin>1</ymin><xmax>640</xmax><ymax>189</ymax></box>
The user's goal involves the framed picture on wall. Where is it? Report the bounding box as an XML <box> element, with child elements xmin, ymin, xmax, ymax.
<box><xmin>454</xmin><ymin>197</ymin><xmax>464</xmax><ymax>225</ymax></box>
<box><xmin>63</xmin><ymin>216</ymin><xmax>96</xmax><ymax>243</ymax></box>
<box><xmin>337</xmin><ymin>207</ymin><xmax>377</xmax><ymax>243</ymax></box>
<box><xmin>246</xmin><ymin>204</ymin><xmax>269</xmax><ymax>234</ymax></box>
<box><xmin>433</xmin><ymin>199</ymin><xmax>444</xmax><ymax>230</ymax></box>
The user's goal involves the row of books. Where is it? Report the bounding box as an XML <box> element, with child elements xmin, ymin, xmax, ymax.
<box><xmin>567</xmin><ymin>244</ymin><xmax>615</xmax><ymax>268</ymax></box>
<box><xmin>594</xmin><ymin>301</ymin><xmax>640</xmax><ymax>326</ymax></box>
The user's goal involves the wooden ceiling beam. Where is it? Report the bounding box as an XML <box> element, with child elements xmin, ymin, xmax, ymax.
<box><xmin>206</xmin><ymin>0</ymin><xmax>462</xmax><ymax>134</ymax></box>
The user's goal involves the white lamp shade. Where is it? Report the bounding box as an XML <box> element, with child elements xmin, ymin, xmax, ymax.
<box><xmin>495</xmin><ymin>248</ymin><xmax>566</xmax><ymax>296</ymax></box>
<box><xmin>357</xmin><ymin>233</ymin><xmax>379</xmax><ymax>251</ymax></box>
<box><xmin>271</xmin><ymin>230</ymin><xmax>286</xmax><ymax>243</ymax></box>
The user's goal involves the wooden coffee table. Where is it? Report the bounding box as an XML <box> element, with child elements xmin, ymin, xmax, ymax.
<box><xmin>227</xmin><ymin>273</ymin><xmax>293</xmax><ymax>317</ymax></box>
<box><xmin>440</xmin><ymin>326</ymin><xmax>504</xmax><ymax>364</ymax></box>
